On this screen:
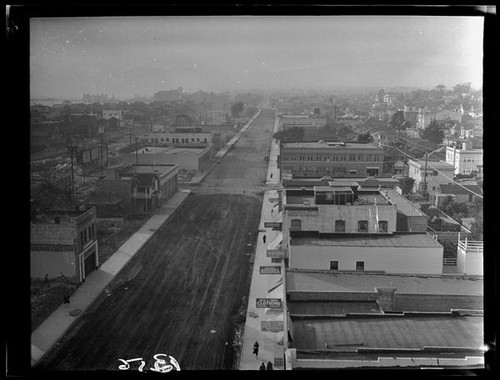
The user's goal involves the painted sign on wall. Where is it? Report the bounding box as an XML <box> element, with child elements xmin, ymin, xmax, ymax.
<box><xmin>256</xmin><ymin>298</ymin><xmax>282</xmax><ymax>309</ymax></box>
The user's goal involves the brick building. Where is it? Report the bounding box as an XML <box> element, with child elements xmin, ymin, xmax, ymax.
<box><xmin>30</xmin><ymin>207</ymin><xmax>99</xmax><ymax>283</ymax></box>
<box><xmin>279</xmin><ymin>141</ymin><xmax>384</xmax><ymax>178</ymax></box>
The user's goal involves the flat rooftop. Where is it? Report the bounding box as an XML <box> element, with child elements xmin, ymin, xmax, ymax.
<box><xmin>286</xmin><ymin>270</ymin><xmax>483</xmax><ymax>295</ymax></box>
<box><xmin>133</xmin><ymin>164</ymin><xmax>177</xmax><ymax>174</ymax></box>
<box><xmin>281</xmin><ymin>142</ymin><xmax>381</xmax><ymax>150</ymax></box>
<box><xmin>285</xmin><ymin>190</ymin><xmax>391</xmax><ymax>206</ymax></box>
<box><xmin>136</xmin><ymin>146</ymin><xmax>208</xmax><ymax>154</ymax></box>
<box><xmin>290</xmin><ymin>233</ymin><xmax>443</xmax><ymax>248</ymax></box>
<box><xmin>288</xmin><ymin>301</ymin><xmax>382</xmax><ymax>315</ymax></box>
<box><xmin>290</xmin><ymin>315</ymin><xmax>483</xmax><ymax>354</ymax></box>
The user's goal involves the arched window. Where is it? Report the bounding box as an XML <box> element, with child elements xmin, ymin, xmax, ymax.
<box><xmin>335</xmin><ymin>220</ymin><xmax>345</xmax><ymax>232</ymax></box>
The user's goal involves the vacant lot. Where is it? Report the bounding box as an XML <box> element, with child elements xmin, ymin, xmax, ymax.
<box><xmin>35</xmin><ymin>109</ymin><xmax>276</xmax><ymax>371</ymax></box>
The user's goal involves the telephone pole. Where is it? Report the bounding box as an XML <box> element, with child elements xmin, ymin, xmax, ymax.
<box><xmin>422</xmin><ymin>151</ymin><xmax>429</xmax><ymax>198</ymax></box>
<box><xmin>67</xmin><ymin>145</ymin><xmax>78</xmax><ymax>205</ymax></box>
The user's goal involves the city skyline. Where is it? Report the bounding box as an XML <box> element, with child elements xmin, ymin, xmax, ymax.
<box><xmin>30</xmin><ymin>16</ymin><xmax>484</xmax><ymax>99</ymax></box>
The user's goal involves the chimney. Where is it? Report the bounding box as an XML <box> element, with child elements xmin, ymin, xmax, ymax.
<box><xmin>376</xmin><ymin>287</ymin><xmax>397</xmax><ymax>312</ymax></box>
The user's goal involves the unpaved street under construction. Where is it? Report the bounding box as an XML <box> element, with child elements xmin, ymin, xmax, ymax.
<box><xmin>35</xmin><ymin>109</ymin><xmax>276</xmax><ymax>371</ymax></box>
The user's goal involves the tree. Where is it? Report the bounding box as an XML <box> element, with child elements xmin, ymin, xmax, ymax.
<box><xmin>422</xmin><ymin>119</ymin><xmax>444</xmax><ymax>145</ymax></box>
<box><xmin>453</xmin><ymin>82</ymin><xmax>472</xmax><ymax>95</ymax></box>
<box><xmin>357</xmin><ymin>132</ymin><xmax>374</xmax><ymax>143</ymax></box>
<box><xmin>389</xmin><ymin>110</ymin><xmax>407</xmax><ymax>131</ymax></box>
<box><xmin>398</xmin><ymin>176</ymin><xmax>415</xmax><ymax>196</ymax></box>
<box><xmin>230</xmin><ymin>102</ymin><xmax>244</xmax><ymax>117</ymax></box>
<box><xmin>243</xmin><ymin>105</ymin><xmax>258</xmax><ymax>117</ymax></box>
<box><xmin>273</xmin><ymin>127</ymin><xmax>304</xmax><ymax>142</ymax></box>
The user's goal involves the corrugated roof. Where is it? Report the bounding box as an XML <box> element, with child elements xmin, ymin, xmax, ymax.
<box><xmin>290</xmin><ymin>315</ymin><xmax>483</xmax><ymax>351</ymax></box>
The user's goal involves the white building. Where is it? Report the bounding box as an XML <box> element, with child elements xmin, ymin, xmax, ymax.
<box><xmin>446</xmin><ymin>143</ymin><xmax>483</xmax><ymax>175</ymax></box>
<box><xmin>407</xmin><ymin>159</ymin><xmax>455</xmax><ymax>192</ymax></box>
<box><xmin>102</xmin><ymin>110</ymin><xmax>124</xmax><ymax>121</ymax></box>
<box><xmin>289</xmin><ymin>233</ymin><xmax>443</xmax><ymax>274</ymax></box>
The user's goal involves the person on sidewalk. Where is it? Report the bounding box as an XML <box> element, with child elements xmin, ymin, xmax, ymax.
<box><xmin>262</xmin><ymin>235</ymin><xmax>266</xmax><ymax>244</ymax></box>
<box><xmin>63</xmin><ymin>294</ymin><xmax>70</xmax><ymax>308</ymax></box>
<box><xmin>266</xmin><ymin>361</ymin><xmax>273</xmax><ymax>370</ymax></box>
<box><xmin>259</xmin><ymin>362</ymin><xmax>266</xmax><ymax>370</ymax></box>
<box><xmin>253</xmin><ymin>341</ymin><xmax>259</xmax><ymax>358</ymax></box>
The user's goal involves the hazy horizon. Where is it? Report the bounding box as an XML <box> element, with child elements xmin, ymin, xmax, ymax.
<box><xmin>30</xmin><ymin>16</ymin><xmax>484</xmax><ymax>100</ymax></box>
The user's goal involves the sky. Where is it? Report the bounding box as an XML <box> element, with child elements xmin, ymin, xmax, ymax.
<box><xmin>30</xmin><ymin>16</ymin><xmax>484</xmax><ymax>99</ymax></box>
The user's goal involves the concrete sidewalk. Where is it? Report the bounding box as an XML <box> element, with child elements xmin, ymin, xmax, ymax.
<box><xmin>31</xmin><ymin>189</ymin><xmax>191</xmax><ymax>367</ymax></box>
<box><xmin>239</xmin><ymin>109</ymin><xmax>289</xmax><ymax>370</ymax></box>
<box><xmin>185</xmin><ymin>109</ymin><xmax>262</xmax><ymax>185</ymax></box>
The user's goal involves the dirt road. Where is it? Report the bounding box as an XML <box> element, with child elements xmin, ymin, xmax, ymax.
<box><xmin>35</xmin><ymin>109</ymin><xmax>276</xmax><ymax>371</ymax></box>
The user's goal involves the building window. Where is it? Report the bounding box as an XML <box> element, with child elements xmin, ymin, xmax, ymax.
<box><xmin>367</xmin><ymin>154</ymin><xmax>372</xmax><ymax>161</ymax></box>
<box><xmin>432</xmin><ymin>170</ymin><xmax>438</xmax><ymax>176</ymax></box>
<box><xmin>358</xmin><ymin>155</ymin><xmax>363</xmax><ymax>161</ymax></box>
<box><xmin>335</xmin><ymin>220</ymin><xmax>346</xmax><ymax>232</ymax></box>
<box><xmin>374</xmin><ymin>155</ymin><xmax>380</xmax><ymax>162</ymax></box>
<box><xmin>356</xmin><ymin>261</ymin><xmax>365</xmax><ymax>271</ymax></box>
<box><xmin>204</xmin><ymin>138</ymin><xmax>207</xmax><ymax>142</ymax></box>
<box><xmin>330</xmin><ymin>261</ymin><xmax>339</xmax><ymax>270</ymax></box>
<box><xmin>358</xmin><ymin>220</ymin><xmax>368</xmax><ymax>232</ymax></box>
<box><xmin>349</xmin><ymin>155</ymin><xmax>355</xmax><ymax>161</ymax></box>
<box><xmin>290</xmin><ymin>219</ymin><xmax>302</xmax><ymax>231</ymax></box>
<box><xmin>378</xmin><ymin>220</ymin><xmax>388</xmax><ymax>232</ymax></box>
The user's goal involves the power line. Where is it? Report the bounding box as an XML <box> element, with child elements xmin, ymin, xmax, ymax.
<box><xmin>380</xmin><ymin>143</ymin><xmax>483</xmax><ymax>199</ymax></box>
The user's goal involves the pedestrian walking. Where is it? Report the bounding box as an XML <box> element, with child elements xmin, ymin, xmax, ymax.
<box><xmin>262</xmin><ymin>235</ymin><xmax>266</xmax><ymax>244</ymax></box>
<box><xmin>270</xmin><ymin>173</ymin><xmax>273</xmax><ymax>179</ymax></box>
<box><xmin>266</xmin><ymin>361</ymin><xmax>273</xmax><ymax>370</ymax></box>
<box><xmin>43</xmin><ymin>274</ymin><xmax>50</xmax><ymax>288</ymax></box>
<box><xmin>253</xmin><ymin>341</ymin><xmax>259</xmax><ymax>358</ymax></box>
<box><xmin>259</xmin><ymin>362</ymin><xmax>266</xmax><ymax>371</ymax></box>
<box><xmin>63</xmin><ymin>294</ymin><xmax>70</xmax><ymax>308</ymax></box>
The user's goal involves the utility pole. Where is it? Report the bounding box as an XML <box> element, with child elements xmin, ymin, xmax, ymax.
<box><xmin>99</xmin><ymin>125</ymin><xmax>104</xmax><ymax>177</ymax></box>
<box><xmin>422</xmin><ymin>151</ymin><xmax>429</xmax><ymax>198</ymax></box>
<box><xmin>67</xmin><ymin>145</ymin><xmax>77</xmax><ymax>205</ymax></box>
<box><xmin>135</xmin><ymin>137</ymin><xmax>139</xmax><ymax>166</ymax></box>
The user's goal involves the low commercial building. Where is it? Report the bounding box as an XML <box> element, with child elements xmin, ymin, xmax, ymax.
<box><xmin>446</xmin><ymin>143</ymin><xmax>483</xmax><ymax>175</ymax></box>
<box><xmin>279</xmin><ymin>141</ymin><xmax>384</xmax><ymax>178</ymax></box>
<box><xmin>121</xmin><ymin>145</ymin><xmax>215</xmax><ymax>174</ymax></box>
<box><xmin>31</xmin><ymin>207</ymin><xmax>99</xmax><ymax>283</ymax></box>
<box><xmin>278</xmin><ymin>182</ymin><xmax>437</xmax><ymax>273</ymax></box>
<box><xmin>284</xmin><ymin>270</ymin><xmax>484</xmax><ymax>369</ymax></box>
<box><xmin>89</xmin><ymin>164</ymin><xmax>179</xmax><ymax>215</ymax></box>
<box><xmin>288</xmin><ymin>232</ymin><xmax>443</xmax><ymax>274</ymax></box>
